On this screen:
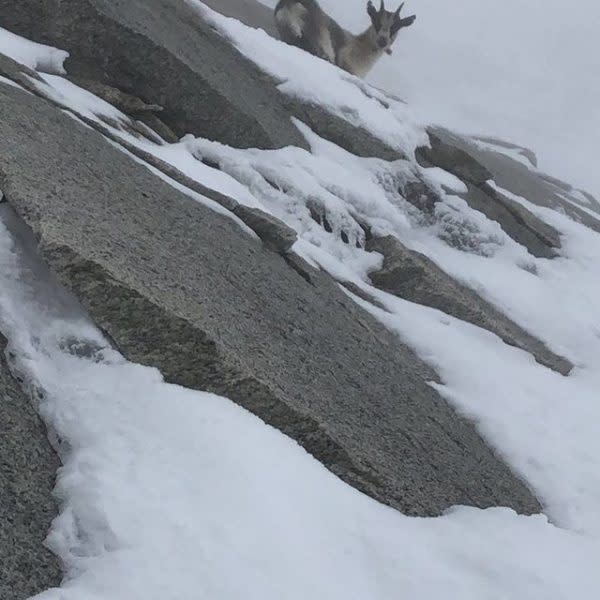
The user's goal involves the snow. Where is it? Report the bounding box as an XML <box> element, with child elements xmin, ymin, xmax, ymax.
<box><xmin>258</xmin><ymin>0</ymin><xmax>600</xmax><ymax>199</ymax></box>
<box><xmin>187</xmin><ymin>0</ymin><xmax>428</xmax><ymax>158</ymax></box>
<box><xmin>0</xmin><ymin>26</ymin><xmax>68</xmax><ymax>74</ymax></box>
<box><xmin>2</xmin><ymin>206</ymin><xmax>600</xmax><ymax>600</ymax></box>
<box><xmin>39</xmin><ymin>73</ymin><xmax>128</xmax><ymax>124</ymax></box>
<box><xmin>2</xmin><ymin>11</ymin><xmax>600</xmax><ymax>600</ymax></box>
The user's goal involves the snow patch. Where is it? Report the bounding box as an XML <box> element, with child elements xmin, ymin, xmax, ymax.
<box><xmin>0</xmin><ymin>26</ymin><xmax>68</xmax><ymax>74</ymax></box>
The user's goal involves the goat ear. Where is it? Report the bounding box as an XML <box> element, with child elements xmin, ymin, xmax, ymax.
<box><xmin>367</xmin><ymin>1</ymin><xmax>382</xmax><ymax>27</ymax></box>
<box><xmin>400</xmin><ymin>14</ymin><xmax>416</xmax><ymax>27</ymax></box>
<box><xmin>391</xmin><ymin>11</ymin><xmax>415</xmax><ymax>35</ymax></box>
<box><xmin>367</xmin><ymin>1</ymin><xmax>377</xmax><ymax>19</ymax></box>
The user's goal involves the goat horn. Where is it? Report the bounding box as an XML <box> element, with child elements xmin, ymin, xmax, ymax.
<box><xmin>395</xmin><ymin>2</ymin><xmax>405</xmax><ymax>14</ymax></box>
<box><xmin>379</xmin><ymin>0</ymin><xmax>385</xmax><ymax>13</ymax></box>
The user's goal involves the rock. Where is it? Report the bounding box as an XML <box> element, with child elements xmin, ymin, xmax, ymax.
<box><xmin>0</xmin><ymin>0</ymin><xmax>308</xmax><ymax>150</ymax></box>
<box><xmin>462</xmin><ymin>182</ymin><xmax>560</xmax><ymax>259</ymax></box>
<box><xmin>400</xmin><ymin>177</ymin><xmax>441</xmax><ymax>215</ymax></box>
<box><xmin>0</xmin><ymin>49</ymin><xmax>239</xmax><ymax>212</ymax></box>
<box><xmin>417</xmin><ymin>130</ymin><xmax>492</xmax><ymax>185</ymax></box>
<box><xmin>428</xmin><ymin>127</ymin><xmax>600</xmax><ymax>233</ymax></box>
<box><xmin>201</xmin><ymin>0</ymin><xmax>279</xmax><ymax>36</ymax></box>
<box><xmin>473</xmin><ymin>135</ymin><xmax>538</xmax><ymax>168</ymax></box>
<box><xmin>0</xmin><ymin>332</ymin><xmax>61</xmax><ymax>600</ymax></box>
<box><xmin>0</xmin><ymin>0</ymin><xmax>409</xmax><ymax>162</ymax></box>
<box><xmin>0</xmin><ymin>80</ymin><xmax>542</xmax><ymax>518</ymax></box>
<box><xmin>0</xmin><ymin>48</ymin><xmax>44</xmax><ymax>85</ymax></box>
<box><xmin>64</xmin><ymin>75</ymin><xmax>179</xmax><ymax>142</ymax></box>
<box><xmin>367</xmin><ymin>235</ymin><xmax>573</xmax><ymax>375</ymax></box>
<box><xmin>232</xmin><ymin>205</ymin><xmax>298</xmax><ymax>254</ymax></box>
<box><xmin>416</xmin><ymin>128</ymin><xmax>564</xmax><ymax>257</ymax></box>
<box><xmin>66</xmin><ymin>76</ymin><xmax>164</xmax><ymax>114</ymax></box>
<box><xmin>283</xmin><ymin>97</ymin><xmax>405</xmax><ymax>161</ymax></box>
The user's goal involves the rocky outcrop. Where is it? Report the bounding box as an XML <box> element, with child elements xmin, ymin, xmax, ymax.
<box><xmin>366</xmin><ymin>236</ymin><xmax>572</xmax><ymax>375</ymax></box>
<box><xmin>0</xmin><ymin>332</ymin><xmax>61</xmax><ymax>600</ymax></box>
<box><xmin>422</xmin><ymin>128</ymin><xmax>600</xmax><ymax>234</ymax></box>
<box><xmin>0</xmin><ymin>0</ymin><xmax>307</xmax><ymax>149</ymax></box>
<box><xmin>473</xmin><ymin>136</ymin><xmax>538</xmax><ymax>168</ymax></box>
<box><xmin>3</xmin><ymin>40</ymin><xmax>571</xmax><ymax>377</ymax></box>
<box><xmin>416</xmin><ymin>130</ymin><xmax>564</xmax><ymax>258</ymax></box>
<box><xmin>0</xmin><ymin>0</ymin><xmax>408</xmax><ymax>163</ymax></box>
<box><xmin>201</xmin><ymin>0</ymin><xmax>278</xmax><ymax>36</ymax></box>
<box><xmin>232</xmin><ymin>205</ymin><xmax>298</xmax><ymax>253</ymax></box>
<box><xmin>282</xmin><ymin>96</ymin><xmax>405</xmax><ymax>161</ymax></box>
<box><xmin>0</xmin><ymin>79</ymin><xmax>542</xmax><ymax>518</ymax></box>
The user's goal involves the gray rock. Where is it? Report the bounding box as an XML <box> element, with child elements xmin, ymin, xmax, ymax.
<box><xmin>0</xmin><ymin>48</ymin><xmax>44</xmax><ymax>85</ymax></box>
<box><xmin>66</xmin><ymin>76</ymin><xmax>164</xmax><ymax>114</ymax></box>
<box><xmin>0</xmin><ymin>0</ymin><xmax>409</xmax><ymax>162</ymax></box>
<box><xmin>201</xmin><ymin>0</ymin><xmax>279</xmax><ymax>36</ymax></box>
<box><xmin>63</xmin><ymin>75</ymin><xmax>180</xmax><ymax>143</ymax></box>
<box><xmin>233</xmin><ymin>205</ymin><xmax>298</xmax><ymax>253</ymax></box>
<box><xmin>417</xmin><ymin>130</ymin><xmax>492</xmax><ymax>185</ymax></box>
<box><xmin>462</xmin><ymin>182</ymin><xmax>560</xmax><ymax>259</ymax></box>
<box><xmin>283</xmin><ymin>96</ymin><xmax>405</xmax><ymax>161</ymax></box>
<box><xmin>0</xmin><ymin>80</ymin><xmax>541</xmax><ymax>517</ymax></box>
<box><xmin>367</xmin><ymin>236</ymin><xmax>572</xmax><ymax>375</ymax></box>
<box><xmin>0</xmin><ymin>49</ymin><xmax>239</xmax><ymax>209</ymax></box>
<box><xmin>416</xmin><ymin>129</ymin><xmax>564</xmax><ymax>257</ymax></box>
<box><xmin>473</xmin><ymin>135</ymin><xmax>538</xmax><ymax>168</ymax></box>
<box><xmin>429</xmin><ymin>127</ymin><xmax>600</xmax><ymax>233</ymax></box>
<box><xmin>0</xmin><ymin>332</ymin><xmax>61</xmax><ymax>600</ymax></box>
<box><xmin>0</xmin><ymin>0</ymin><xmax>308</xmax><ymax>150</ymax></box>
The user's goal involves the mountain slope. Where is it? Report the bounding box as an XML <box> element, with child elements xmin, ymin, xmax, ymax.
<box><xmin>0</xmin><ymin>1</ymin><xmax>600</xmax><ymax>598</ymax></box>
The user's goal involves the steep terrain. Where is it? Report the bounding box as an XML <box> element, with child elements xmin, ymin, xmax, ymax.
<box><xmin>1</xmin><ymin>1</ymin><xmax>600</xmax><ymax>598</ymax></box>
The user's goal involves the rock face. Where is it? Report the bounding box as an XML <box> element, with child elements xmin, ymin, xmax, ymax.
<box><xmin>422</xmin><ymin>128</ymin><xmax>600</xmax><ymax>234</ymax></box>
<box><xmin>0</xmin><ymin>0</ymin><xmax>307</xmax><ymax>149</ymax></box>
<box><xmin>0</xmin><ymin>332</ymin><xmax>61</xmax><ymax>600</ymax></box>
<box><xmin>416</xmin><ymin>129</ymin><xmax>564</xmax><ymax>258</ymax></box>
<box><xmin>0</xmin><ymin>80</ymin><xmax>542</xmax><ymax>518</ymax></box>
<box><xmin>201</xmin><ymin>0</ymin><xmax>278</xmax><ymax>36</ymax></box>
<box><xmin>0</xmin><ymin>0</ymin><xmax>408</xmax><ymax>162</ymax></box>
<box><xmin>232</xmin><ymin>205</ymin><xmax>298</xmax><ymax>254</ymax></box>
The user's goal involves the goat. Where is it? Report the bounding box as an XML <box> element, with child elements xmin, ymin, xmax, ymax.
<box><xmin>274</xmin><ymin>0</ymin><xmax>416</xmax><ymax>78</ymax></box>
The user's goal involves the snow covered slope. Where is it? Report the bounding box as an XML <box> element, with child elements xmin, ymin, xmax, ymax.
<box><xmin>1</xmin><ymin>203</ymin><xmax>598</xmax><ymax>600</ymax></box>
<box><xmin>1</xmin><ymin>2</ymin><xmax>600</xmax><ymax>599</ymax></box>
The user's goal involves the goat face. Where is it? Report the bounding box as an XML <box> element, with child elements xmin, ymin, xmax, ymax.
<box><xmin>367</xmin><ymin>1</ymin><xmax>416</xmax><ymax>55</ymax></box>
